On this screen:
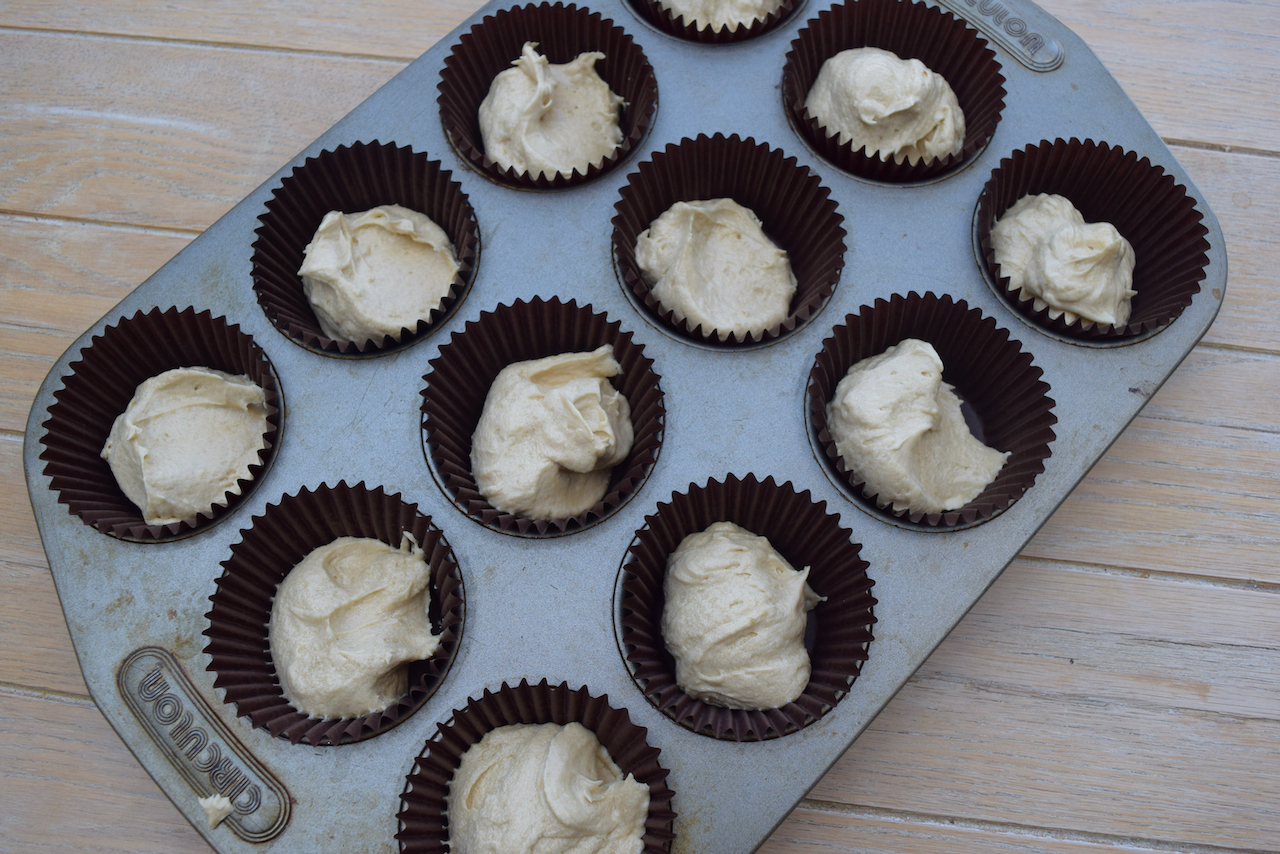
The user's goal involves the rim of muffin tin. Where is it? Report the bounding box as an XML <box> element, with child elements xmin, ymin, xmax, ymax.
<box><xmin>975</xmin><ymin>137</ymin><xmax>1211</xmax><ymax>344</ymax></box>
<box><xmin>420</xmin><ymin>296</ymin><xmax>666</xmax><ymax>537</ymax></box>
<box><xmin>250</xmin><ymin>140</ymin><xmax>479</xmax><ymax>357</ymax></box>
<box><xmin>623</xmin><ymin>0</ymin><xmax>803</xmax><ymax>43</ymax></box>
<box><xmin>782</xmin><ymin>0</ymin><xmax>1006</xmax><ymax>184</ymax></box>
<box><xmin>616</xmin><ymin>474</ymin><xmax>877</xmax><ymax>741</ymax></box>
<box><xmin>203</xmin><ymin>482</ymin><xmax>466</xmax><ymax>746</ymax></box>
<box><xmin>807</xmin><ymin>292</ymin><xmax>1058</xmax><ymax>530</ymax></box>
<box><xmin>396</xmin><ymin>679</ymin><xmax>677</xmax><ymax>854</ymax></box>
<box><xmin>38</xmin><ymin>306</ymin><xmax>282</xmax><ymax>543</ymax></box>
<box><xmin>437</xmin><ymin>1</ymin><xmax>659</xmax><ymax>190</ymax></box>
<box><xmin>611</xmin><ymin>132</ymin><xmax>846</xmax><ymax>348</ymax></box>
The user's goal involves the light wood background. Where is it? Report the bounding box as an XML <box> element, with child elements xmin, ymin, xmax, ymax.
<box><xmin>2</xmin><ymin>0</ymin><xmax>1278</xmax><ymax>852</ymax></box>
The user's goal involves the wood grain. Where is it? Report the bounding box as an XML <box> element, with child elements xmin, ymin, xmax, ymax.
<box><xmin>0</xmin><ymin>216</ymin><xmax>191</xmax><ymax>435</ymax></box>
<box><xmin>0</xmin><ymin>31</ymin><xmax>402</xmax><ymax>230</ymax></box>
<box><xmin>3</xmin><ymin>0</ymin><xmax>1277</xmax><ymax>150</ymax></box>
<box><xmin>765</xmin><ymin>805</ymin><xmax>1214</xmax><ymax>854</ymax></box>
<box><xmin>0</xmin><ymin>0</ymin><xmax>476</xmax><ymax>60</ymax></box>
<box><xmin>0</xmin><ymin>685</ymin><xmax>1222</xmax><ymax>854</ymax></box>
<box><xmin>0</xmin><ymin>689</ymin><xmax>210</xmax><ymax>854</ymax></box>
<box><xmin>1171</xmin><ymin>147</ymin><xmax>1280</xmax><ymax>354</ymax></box>
<box><xmin>2</xmin><ymin>0</ymin><xmax>1278</xmax><ymax>851</ymax></box>
<box><xmin>814</xmin><ymin>559</ymin><xmax>1280</xmax><ymax>849</ymax></box>
<box><xmin>1036</xmin><ymin>0</ymin><xmax>1280</xmax><ymax>151</ymax></box>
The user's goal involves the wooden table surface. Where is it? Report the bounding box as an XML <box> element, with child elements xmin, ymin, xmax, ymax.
<box><xmin>3</xmin><ymin>1</ymin><xmax>1278</xmax><ymax>852</ymax></box>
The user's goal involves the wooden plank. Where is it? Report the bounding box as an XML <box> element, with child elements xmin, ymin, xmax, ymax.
<box><xmin>3</xmin><ymin>0</ymin><xmax>1277</xmax><ymax>152</ymax></box>
<box><xmin>1024</xmin><ymin>355</ymin><xmax>1280</xmax><ymax>583</ymax></box>
<box><xmin>1037</xmin><ymin>0</ymin><xmax>1280</xmax><ymax>151</ymax></box>
<box><xmin>1</xmin><ymin>435</ymin><xmax>48</xmax><ymax>569</ymax></box>
<box><xmin>0</xmin><ymin>556</ymin><xmax>86</xmax><ymax>696</ymax></box>
<box><xmin>0</xmin><ymin>689</ymin><xmax>211</xmax><ymax>854</ymax></box>
<box><xmin>2</xmin><ymin>1</ymin><xmax>1277</xmax><ymax>851</ymax></box>
<box><xmin>0</xmin><ymin>433</ymin><xmax>90</xmax><ymax>695</ymax></box>
<box><xmin>4</xmin><ymin>557</ymin><xmax>1278</xmax><ymax>852</ymax></box>
<box><xmin>1173</xmin><ymin>147</ymin><xmax>1280</xmax><ymax>353</ymax></box>
<box><xmin>3</xmin><ymin>9</ymin><xmax>1278</xmax><ymax>237</ymax></box>
<box><xmin>1</xmin><ymin>37</ymin><xmax>1274</xmax><ymax>357</ymax></box>
<box><xmin>765</xmin><ymin>806</ymin><xmax>1217</xmax><ymax>854</ymax></box>
<box><xmin>0</xmin><ymin>692</ymin><xmax>1181</xmax><ymax>854</ymax></box>
<box><xmin>0</xmin><ymin>216</ymin><xmax>191</xmax><ymax>434</ymax></box>
<box><xmin>0</xmin><ymin>217</ymin><xmax>188</xmax><ymax>332</ymax></box>
<box><xmin>811</xmin><ymin>559</ymin><xmax>1280</xmax><ymax>850</ymax></box>
<box><xmin>0</xmin><ymin>0</ymin><xmax>475</xmax><ymax>60</ymax></box>
<box><xmin>0</xmin><ymin>31</ymin><xmax>402</xmax><ymax>230</ymax></box>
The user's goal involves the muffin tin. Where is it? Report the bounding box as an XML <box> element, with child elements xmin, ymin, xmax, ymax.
<box><xmin>22</xmin><ymin>0</ymin><xmax>1225</xmax><ymax>851</ymax></box>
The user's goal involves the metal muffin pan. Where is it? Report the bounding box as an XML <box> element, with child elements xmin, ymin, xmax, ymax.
<box><xmin>23</xmin><ymin>0</ymin><xmax>1226</xmax><ymax>850</ymax></box>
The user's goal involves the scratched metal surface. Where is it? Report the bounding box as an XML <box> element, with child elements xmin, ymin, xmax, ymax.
<box><xmin>23</xmin><ymin>0</ymin><xmax>1226</xmax><ymax>851</ymax></box>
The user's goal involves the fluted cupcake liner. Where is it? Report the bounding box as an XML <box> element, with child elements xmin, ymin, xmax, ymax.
<box><xmin>203</xmin><ymin>482</ymin><xmax>465</xmax><ymax>745</ymax></box>
<box><xmin>612</xmin><ymin>133</ymin><xmax>846</xmax><ymax>346</ymax></box>
<box><xmin>808</xmin><ymin>291</ymin><xmax>1056</xmax><ymax>528</ymax></box>
<box><xmin>38</xmin><ymin>307</ymin><xmax>281</xmax><ymax>542</ymax></box>
<box><xmin>420</xmin><ymin>297</ymin><xmax>665</xmax><ymax>536</ymax></box>
<box><xmin>976</xmin><ymin>138</ymin><xmax>1210</xmax><ymax>340</ymax></box>
<box><xmin>783</xmin><ymin>0</ymin><xmax>1005</xmax><ymax>183</ymax></box>
<box><xmin>627</xmin><ymin>0</ymin><xmax>799</xmax><ymax>43</ymax></box>
<box><xmin>619</xmin><ymin>474</ymin><xmax>876</xmax><ymax>741</ymax></box>
<box><xmin>252</xmin><ymin>140</ymin><xmax>479</xmax><ymax>356</ymax></box>
<box><xmin>438</xmin><ymin>2</ymin><xmax>658</xmax><ymax>189</ymax></box>
<box><xmin>396</xmin><ymin>679</ymin><xmax>676</xmax><ymax>854</ymax></box>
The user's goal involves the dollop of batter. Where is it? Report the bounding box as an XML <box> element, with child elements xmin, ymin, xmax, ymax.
<box><xmin>269</xmin><ymin>535</ymin><xmax>441</xmax><ymax>720</ymax></box>
<box><xmin>197</xmin><ymin>794</ymin><xmax>234</xmax><ymax>828</ymax></box>
<box><xmin>656</xmin><ymin>0</ymin><xmax>785</xmax><ymax>32</ymax></box>
<box><xmin>448</xmin><ymin>722</ymin><xmax>649</xmax><ymax>854</ymax></box>
<box><xmin>471</xmin><ymin>346</ymin><xmax>634</xmax><ymax>521</ymax></box>
<box><xmin>479</xmin><ymin>42</ymin><xmax>624</xmax><ymax>179</ymax></box>
<box><xmin>661</xmin><ymin>521</ymin><xmax>821</xmax><ymax>710</ymax></box>
<box><xmin>635</xmin><ymin>198</ymin><xmax>796</xmax><ymax>340</ymax></box>
<box><xmin>991</xmin><ymin>193</ymin><xmax>1137</xmax><ymax>327</ymax></box>
<box><xmin>826</xmin><ymin>339</ymin><xmax>1008</xmax><ymax>514</ymax></box>
<box><xmin>805</xmin><ymin>47</ymin><xmax>966</xmax><ymax>165</ymax></box>
<box><xmin>100</xmin><ymin>367</ymin><xmax>268</xmax><ymax>526</ymax></box>
<box><xmin>298</xmin><ymin>203</ymin><xmax>459</xmax><ymax>344</ymax></box>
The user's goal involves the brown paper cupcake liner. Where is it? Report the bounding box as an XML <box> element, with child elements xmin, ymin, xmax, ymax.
<box><xmin>38</xmin><ymin>307</ymin><xmax>282</xmax><ymax>543</ymax></box>
<box><xmin>808</xmin><ymin>291</ymin><xmax>1056</xmax><ymax>528</ymax></box>
<box><xmin>437</xmin><ymin>2</ymin><xmax>658</xmax><ymax>189</ymax></box>
<box><xmin>396</xmin><ymin>679</ymin><xmax>676</xmax><ymax>854</ymax></box>
<box><xmin>203</xmin><ymin>482</ymin><xmax>466</xmax><ymax>745</ymax></box>
<box><xmin>420</xmin><ymin>297</ymin><xmax>665</xmax><ymax>536</ymax></box>
<box><xmin>618</xmin><ymin>473</ymin><xmax>876</xmax><ymax>741</ymax></box>
<box><xmin>612</xmin><ymin>133</ymin><xmax>846</xmax><ymax>346</ymax></box>
<box><xmin>627</xmin><ymin>0</ymin><xmax>798</xmax><ymax>43</ymax></box>
<box><xmin>976</xmin><ymin>138</ymin><xmax>1211</xmax><ymax>340</ymax></box>
<box><xmin>782</xmin><ymin>0</ymin><xmax>1006</xmax><ymax>183</ymax></box>
<box><xmin>251</xmin><ymin>140</ymin><xmax>479</xmax><ymax>356</ymax></box>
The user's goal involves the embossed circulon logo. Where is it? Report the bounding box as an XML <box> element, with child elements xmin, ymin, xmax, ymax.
<box><xmin>118</xmin><ymin>647</ymin><xmax>291</xmax><ymax>842</ymax></box>
<box><xmin>935</xmin><ymin>0</ymin><xmax>1065</xmax><ymax>72</ymax></box>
